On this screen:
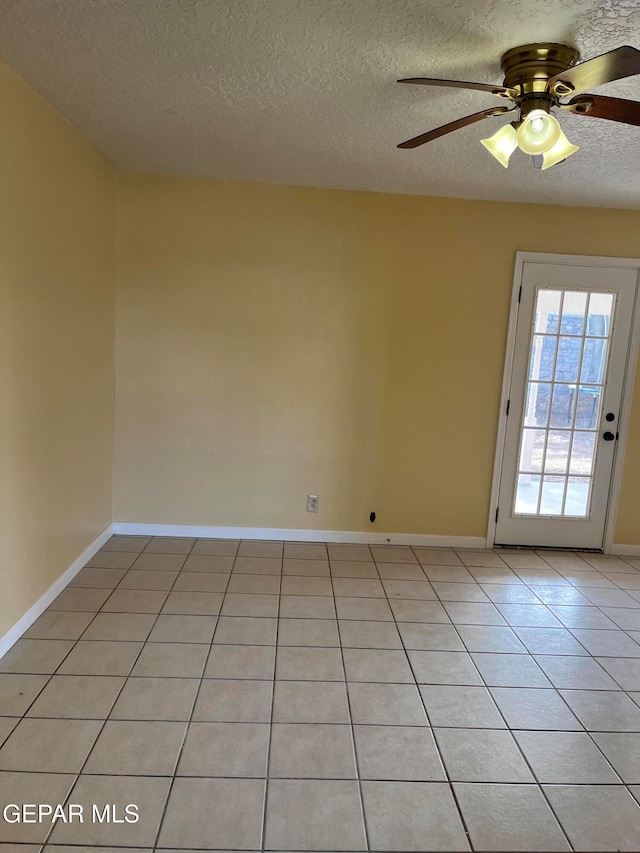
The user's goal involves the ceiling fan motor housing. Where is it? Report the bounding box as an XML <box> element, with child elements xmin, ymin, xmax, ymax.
<box><xmin>500</xmin><ymin>43</ymin><xmax>580</xmax><ymax>95</ymax></box>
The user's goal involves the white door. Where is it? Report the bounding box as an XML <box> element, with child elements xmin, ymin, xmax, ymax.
<box><xmin>495</xmin><ymin>260</ymin><xmax>638</xmax><ymax>549</ymax></box>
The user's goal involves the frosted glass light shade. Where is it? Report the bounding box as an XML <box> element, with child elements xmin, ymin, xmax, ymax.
<box><xmin>481</xmin><ymin>124</ymin><xmax>518</xmax><ymax>168</ymax></box>
<box><xmin>516</xmin><ymin>109</ymin><xmax>561</xmax><ymax>155</ymax></box>
<box><xmin>541</xmin><ymin>128</ymin><xmax>580</xmax><ymax>170</ymax></box>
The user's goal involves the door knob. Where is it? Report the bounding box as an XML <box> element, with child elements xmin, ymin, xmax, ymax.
<box><xmin>605</xmin><ymin>412</ymin><xmax>616</xmax><ymax>422</ymax></box>
<box><xmin>603</xmin><ymin>431</ymin><xmax>615</xmax><ymax>441</ymax></box>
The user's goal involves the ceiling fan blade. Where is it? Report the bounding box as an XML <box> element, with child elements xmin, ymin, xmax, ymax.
<box><xmin>397</xmin><ymin>107</ymin><xmax>512</xmax><ymax>149</ymax></box>
<box><xmin>398</xmin><ymin>77</ymin><xmax>517</xmax><ymax>99</ymax></box>
<box><xmin>549</xmin><ymin>45</ymin><xmax>640</xmax><ymax>96</ymax></box>
<box><xmin>568</xmin><ymin>93</ymin><xmax>640</xmax><ymax>127</ymax></box>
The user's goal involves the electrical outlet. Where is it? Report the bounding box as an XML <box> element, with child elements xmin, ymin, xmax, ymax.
<box><xmin>307</xmin><ymin>494</ymin><xmax>319</xmax><ymax>512</ymax></box>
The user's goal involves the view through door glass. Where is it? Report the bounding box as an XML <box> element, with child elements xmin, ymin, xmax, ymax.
<box><xmin>515</xmin><ymin>288</ymin><xmax>614</xmax><ymax>518</ymax></box>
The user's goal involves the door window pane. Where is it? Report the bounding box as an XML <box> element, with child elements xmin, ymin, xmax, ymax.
<box><xmin>569</xmin><ymin>432</ymin><xmax>596</xmax><ymax>476</ymax></box>
<box><xmin>524</xmin><ymin>383</ymin><xmax>551</xmax><ymax>428</ymax></box>
<box><xmin>515</xmin><ymin>474</ymin><xmax>541</xmax><ymax>514</ymax></box>
<box><xmin>549</xmin><ymin>384</ymin><xmax>573</xmax><ymax>428</ymax></box>
<box><xmin>519</xmin><ymin>429</ymin><xmax>546</xmax><ymax>473</ymax></box>
<box><xmin>544</xmin><ymin>431</ymin><xmax>571</xmax><ymax>474</ymax></box>
<box><xmin>529</xmin><ymin>336</ymin><xmax>557</xmax><ymax>381</ymax></box>
<box><xmin>534</xmin><ymin>290</ymin><xmax>562</xmax><ymax>333</ymax></box>
<box><xmin>581</xmin><ymin>339</ymin><xmax>608</xmax><ymax>384</ymax></box>
<box><xmin>540</xmin><ymin>476</ymin><xmax>566</xmax><ymax>514</ymax></box>
<box><xmin>564</xmin><ymin>477</ymin><xmax>591</xmax><ymax>516</ymax></box>
<box><xmin>586</xmin><ymin>293</ymin><xmax>614</xmax><ymax>336</ymax></box>
<box><xmin>560</xmin><ymin>291</ymin><xmax>588</xmax><ymax>335</ymax></box>
<box><xmin>555</xmin><ymin>337</ymin><xmax>581</xmax><ymax>382</ymax></box>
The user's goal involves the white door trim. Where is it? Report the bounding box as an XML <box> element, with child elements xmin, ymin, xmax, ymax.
<box><xmin>487</xmin><ymin>251</ymin><xmax>640</xmax><ymax>554</ymax></box>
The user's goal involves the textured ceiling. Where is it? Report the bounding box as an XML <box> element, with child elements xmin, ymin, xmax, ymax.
<box><xmin>2</xmin><ymin>0</ymin><xmax>640</xmax><ymax>207</ymax></box>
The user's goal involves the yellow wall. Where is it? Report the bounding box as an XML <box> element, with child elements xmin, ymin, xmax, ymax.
<box><xmin>115</xmin><ymin>175</ymin><xmax>640</xmax><ymax>544</ymax></box>
<box><xmin>0</xmin><ymin>62</ymin><xmax>116</xmax><ymax>637</ymax></box>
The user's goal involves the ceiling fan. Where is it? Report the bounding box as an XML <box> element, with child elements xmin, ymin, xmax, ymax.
<box><xmin>397</xmin><ymin>44</ymin><xmax>640</xmax><ymax>170</ymax></box>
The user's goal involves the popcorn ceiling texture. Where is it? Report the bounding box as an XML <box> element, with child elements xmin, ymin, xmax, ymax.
<box><xmin>1</xmin><ymin>0</ymin><xmax>640</xmax><ymax>207</ymax></box>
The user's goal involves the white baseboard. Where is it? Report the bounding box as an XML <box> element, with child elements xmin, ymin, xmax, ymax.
<box><xmin>611</xmin><ymin>543</ymin><xmax>640</xmax><ymax>557</ymax></box>
<box><xmin>112</xmin><ymin>522</ymin><xmax>486</xmax><ymax>549</ymax></box>
<box><xmin>0</xmin><ymin>524</ymin><xmax>115</xmax><ymax>660</ymax></box>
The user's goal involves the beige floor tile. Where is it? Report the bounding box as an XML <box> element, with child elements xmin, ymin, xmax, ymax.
<box><xmin>117</xmin><ymin>569</ymin><xmax>178</xmax><ymax>590</ymax></box>
<box><xmin>455</xmin><ymin>549</ymin><xmax>507</xmax><ymax>568</ymax></box>
<box><xmin>273</xmin><ymin>680</ymin><xmax>350</xmax><ymax>723</ymax></box>
<box><xmin>371</xmin><ymin>545</ymin><xmax>418</xmax><ymax>564</ymax></box>
<box><xmin>270</xmin><ymin>722</ymin><xmax>356</xmax><ymax>778</ymax></box>
<box><xmin>333</xmin><ymin>577</ymin><xmax>386</xmax><ymax>598</ymax></box>
<box><xmin>177</xmin><ymin>721</ymin><xmax>270</xmax><ymax>776</ymax></box>
<box><xmin>204</xmin><ymin>644</ymin><xmax>275</xmax><ymax>679</ymax></box>
<box><xmin>591</xmin><ymin>732</ymin><xmax>640</xmax><ymax>783</ymax></box>
<box><xmin>233</xmin><ymin>556</ymin><xmax>282</xmax><ymax>574</ymax></box>
<box><xmin>491</xmin><ymin>687</ymin><xmax>583</xmax><ymax>730</ymax></box>
<box><xmin>220</xmin><ymin>593</ymin><xmax>278</xmax><ymax>617</ymax></box>
<box><xmin>133</xmin><ymin>552</ymin><xmax>188</xmax><ymax>571</ymax></box>
<box><xmin>330</xmin><ymin>560</ymin><xmax>378</xmax><ymax>578</ymax></box>
<box><xmin>435</xmin><ymin>727</ymin><xmax>533</xmax><ymax>782</ymax></box>
<box><xmin>283</xmin><ymin>542</ymin><xmax>328</xmax><ymax>560</ymax></box>
<box><xmin>421</xmin><ymin>564</ymin><xmax>475</xmax><ymax>583</ymax></box>
<box><xmin>182</xmin><ymin>554</ymin><xmax>234</xmax><ymax>572</ymax></box>
<box><xmin>413</xmin><ymin>548</ymin><xmax>464</xmax><ymax>566</ymax></box>
<box><xmin>84</xmin><ymin>720</ymin><xmax>187</xmax><ymax>775</ymax></box>
<box><xmin>0</xmin><ymin>673</ymin><xmax>49</xmax><ymax>716</ymax></box>
<box><xmin>158</xmin><ymin>778</ymin><xmax>264</xmax><ymax>849</ymax></box>
<box><xmin>444</xmin><ymin>601</ymin><xmax>508</xmax><ymax>626</ymax></box>
<box><xmin>280</xmin><ymin>575</ymin><xmax>332</xmax><ymax>596</ymax></box>
<box><xmin>279</xmin><ymin>594</ymin><xmax>336</xmax><ymax>619</ymax></box>
<box><xmin>58</xmin><ymin>640</ymin><xmax>142</xmax><ymax>676</ymax></box>
<box><xmin>338</xmin><ymin>620</ymin><xmax>402</xmax><ymax>649</ymax></box>
<box><xmin>0</xmin><ymin>718</ymin><xmax>18</xmax><ymax>745</ymax></box>
<box><xmin>516</xmin><ymin>731</ymin><xmax>620</xmax><ymax>783</ymax></box>
<box><xmin>86</xmin><ymin>550</ymin><xmax>139</xmax><ymax>569</ymax></box>
<box><xmin>48</xmin><ymin>775</ymin><xmax>171</xmax><ymax>846</ymax></box>
<box><xmin>227</xmin><ymin>573</ymin><xmax>280</xmax><ymax>594</ymax></box>
<box><xmin>543</xmin><ymin>785</ymin><xmax>640</xmax><ymax>852</ymax></box>
<box><xmin>471</xmin><ymin>652</ymin><xmax>551</xmax><ymax>687</ymax></box>
<box><xmin>101</xmin><ymin>535</ymin><xmax>151</xmax><ymax>552</ymax></box>
<box><xmin>408</xmin><ymin>650</ymin><xmax>483</xmax><ymax>686</ymax></box>
<box><xmin>335</xmin><ymin>597</ymin><xmax>394</xmax><ymax>621</ymax></box>
<box><xmin>81</xmin><ymin>612</ymin><xmax>156</xmax><ymax>641</ymax></box>
<box><xmin>355</xmin><ymin>725</ymin><xmax>446</xmax><ymax>781</ymax></box>
<box><xmin>0</xmin><ymin>639</ymin><xmax>74</xmax><ymax>674</ymax></box>
<box><xmin>362</xmin><ymin>781</ymin><xmax>469</xmax><ymax>852</ymax></box>
<box><xmin>390</xmin><ymin>599</ymin><xmax>450</xmax><ymax>623</ymax></box>
<box><xmin>27</xmin><ymin>674</ymin><xmax>125</xmax><ymax>719</ymax></box>
<box><xmin>278</xmin><ymin>617</ymin><xmax>339</xmax><ymax>647</ymax></box>
<box><xmin>343</xmin><ymin>648</ymin><xmax>413</xmax><ymax>683</ymax></box>
<box><xmin>382</xmin><ymin>579</ymin><xmax>437</xmax><ymax>600</ymax></box>
<box><xmin>144</xmin><ymin>536</ymin><xmax>195</xmax><ymax>554</ymax></box>
<box><xmin>420</xmin><ymin>684</ymin><xmax>506</xmax><ymax>728</ymax></box>
<box><xmin>347</xmin><ymin>682</ymin><xmax>428</xmax><ymax>726</ymax></box>
<box><xmin>192</xmin><ymin>679</ymin><xmax>273</xmax><ymax>722</ymax></box>
<box><xmin>282</xmin><ymin>557</ymin><xmax>330</xmax><ymax>575</ymax></box>
<box><xmin>212</xmin><ymin>615</ymin><xmax>277</xmax><ymax>645</ymax></box>
<box><xmin>110</xmin><ymin>677</ymin><xmax>199</xmax><ymax>721</ymax></box>
<box><xmin>191</xmin><ymin>538</ymin><xmax>239</xmax><ymax>556</ymax></box>
<box><xmin>148</xmin><ymin>614</ymin><xmax>217</xmax><ymax>644</ymax></box>
<box><xmin>0</xmin><ymin>717</ymin><xmax>101</xmax><ymax>772</ymax></box>
<box><xmin>131</xmin><ymin>642</ymin><xmax>208</xmax><ymax>678</ymax></box>
<box><xmin>265</xmin><ymin>779</ymin><xmax>366</xmax><ymax>851</ymax></box>
<box><xmin>276</xmin><ymin>646</ymin><xmax>344</xmax><ymax>681</ymax></box>
<box><xmin>23</xmin><ymin>610</ymin><xmax>94</xmax><ymax>640</ymax></box>
<box><xmin>0</xmin><ymin>772</ymin><xmax>76</xmax><ymax>842</ymax></box>
<box><xmin>454</xmin><ymin>783</ymin><xmax>569</xmax><ymax>852</ymax></box>
<box><xmin>102</xmin><ymin>589</ymin><xmax>169</xmax><ymax>613</ymax></box>
<box><xmin>327</xmin><ymin>543</ymin><xmax>373</xmax><ymax>562</ymax></box>
<box><xmin>173</xmin><ymin>572</ymin><xmax>230</xmax><ymax>592</ymax></box>
<box><xmin>70</xmin><ymin>567</ymin><xmax>128</xmax><ymax>588</ymax></box>
<box><xmin>456</xmin><ymin>624</ymin><xmax>526</xmax><ymax>654</ymax></box>
<box><xmin>238</xmin><ymin>540</ymin><xmax>283</xmax><ymax>558</ymax></box>
<box><xmin>50</xmin><ymin>587</ymin><xmax>112</xmax><ymax>611</ymax></box>
<box><xmin>559</xmin><ymin>689</ymin><xmax>640</xmax><ymax>731</ymax></box>
<box><xmin>398</xmin><ymin>623</ymin><xmax>465</xmax><ymax>651</ymax></box>
<box><xmin>377</xmin><ymin>563</ymin><xmax>430</xmax><ymax>581</ymax></box>
<box><xmin>161</xmin><ymin>591</ymin><xmax>223</xmax><ymax>615</ymax></box>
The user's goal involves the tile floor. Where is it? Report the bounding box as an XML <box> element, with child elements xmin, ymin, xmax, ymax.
<box><xmin>2</xmin><ymin>537</ymin><xmax>640</xmax><ymax>851</ymax></box>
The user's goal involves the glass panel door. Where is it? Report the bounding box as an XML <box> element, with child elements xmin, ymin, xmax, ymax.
<box><xmin>495</xmin><ymin>261</ymin><xmax>637</xmax><ymax>549</ymax></box>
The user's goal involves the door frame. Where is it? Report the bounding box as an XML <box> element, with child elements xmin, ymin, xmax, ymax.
<box><xmin>487</xmin><ymin>251</ymin><xmax>640</xmax><ymax>554</ymax></box>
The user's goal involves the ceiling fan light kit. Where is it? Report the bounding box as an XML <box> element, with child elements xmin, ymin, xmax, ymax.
<box><xmin>398</xmin><ymin>43</ymin><xmax>640</xmax><ymax>171</ymax></box>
